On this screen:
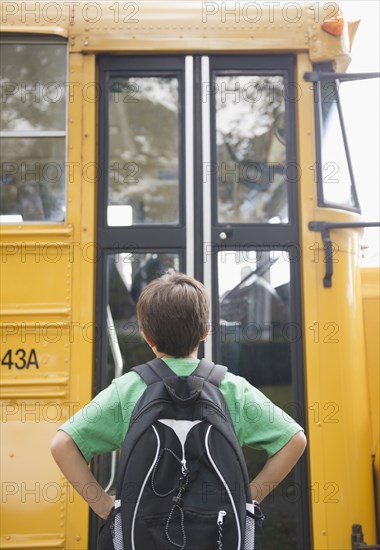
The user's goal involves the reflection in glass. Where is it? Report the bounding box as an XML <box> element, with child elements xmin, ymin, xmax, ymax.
<box><xmin>219</xmin><ymin>249</ymin><xmax>291</xmax><ymax>385</ymax></box>
<box><xmin>320</xmin><ymin>80</ymin><xmax>356</xmax><ymax>208</ymax></box>
<box><xmin>106</xmin><ymin>252</ymin><xmax>180</xmax><ymax>384</ymax></box>
<box><xmin>0</xmin><ymin>138</ymin><xmax>66</xmax><ymax>222</ymax></box>
<box><xmin>218</xmin><ymin>250</ymin><xmax>297</xmax><ymax>549</ymax></box>
<box><xmin>0</xmin><ymin>44</ymin><xmax>67</xmax><ymax>132</ymax></box>
<box><xmin>215</xmin><ymin>76</ymin><xmax>288</xmax><ymax>223</ymax></box>
<box><xmin>108</xmin><ymin>77</ymin><xmax>180</xmax><ymax>225</ymax></box>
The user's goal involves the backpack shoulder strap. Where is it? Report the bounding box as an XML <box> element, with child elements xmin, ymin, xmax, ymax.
<box><xmin>192</xmin><ymin>358</ymin><xmax>228</xmax><ymax>387</ymax></box>
<box><xmin>132</xmin><ymin>357</ymin><xmax>175</xmax><ymax>385</ymax></box>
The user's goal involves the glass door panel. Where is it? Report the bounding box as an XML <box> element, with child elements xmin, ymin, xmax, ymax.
<box><xmin>215</xmin><ymin>75</ymin><xmax>288</xmax><ymax>223</ymax></box>
<box><xmin>107</xmin><ymin>251</ymin><xmax>180</xmax><ymax>376</ymax></box>
<box><xmin>218</xmin><ymin>249</ymin><xmax>291</xmax><ymax>383</ymax></box>
<box><xmin>97</xmin><ymin>251</ymin><xmax>180</xmax><ymax>498</ymax></box>
<box><xmin>217</xmin><ymin>249</ymin><xmax>298</xmax><ymax>549</ymax></box>
<box><xmin>108</xmin><ymin>77</ymin><xmax>180</xmax><ymax>225</ymax></box>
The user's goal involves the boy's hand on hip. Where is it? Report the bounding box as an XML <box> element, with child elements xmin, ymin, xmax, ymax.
<box><xmin>50</xmin><ymin>431</ymin><xmax>117</xmax><ymax>521</ymax></box>
<box><xmin>96</xmin><ymin>494</ymin><xmax>116</xmax><ymax>520</ymax></box>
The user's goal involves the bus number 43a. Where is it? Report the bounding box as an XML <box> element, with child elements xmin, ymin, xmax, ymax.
<box><xmin>1</xmin><ymin>349</ymin><xmax>39</xmax><ymax>369</ymax></box>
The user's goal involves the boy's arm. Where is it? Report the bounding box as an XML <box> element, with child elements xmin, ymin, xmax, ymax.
<box><xmin>249</xmin><ymin>430</ymin><xmax>307</xmax><ymax>502</ymax></box>
<box><xmin>51</xmin><ymin>430</ymin><xmax>115</xmax><ymax>519</ymax></box>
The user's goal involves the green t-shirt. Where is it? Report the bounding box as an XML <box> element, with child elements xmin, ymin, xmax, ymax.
<box><xmin>60</xmin><ymin>358</ymin><xmax>303</xmax><ymax>463</ymax></box>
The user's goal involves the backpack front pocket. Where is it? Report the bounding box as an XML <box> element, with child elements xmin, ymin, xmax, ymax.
<box><xmin>136</xmin><ymin>508</ymin><xmax>236</xmax><ymax>550</ymax></box>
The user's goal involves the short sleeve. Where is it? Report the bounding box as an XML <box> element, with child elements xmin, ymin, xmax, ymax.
<box><xmin>220</xmin><ymin>373</ymin><xmax>304</xmax><ymax>457</ymax></box>
<box><xmin>59</xmin><ymin>371</ymin><xmax>144</xmax><ymax>463</ymax></box>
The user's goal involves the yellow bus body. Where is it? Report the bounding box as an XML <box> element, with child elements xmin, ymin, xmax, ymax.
<box><xmin>361</xmin><ymin>266</ymin><xmax>380</xmax><ymax>537</ymax></box>
<box><xmin>0</xmin><ymin>2</ymin><xmax>378</xmax><ymax>549</ymax></box>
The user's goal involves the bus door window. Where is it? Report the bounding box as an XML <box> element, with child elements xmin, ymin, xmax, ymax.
<box><xmin>216</xmin><ymin>248</ymin><xmax>300</xmax><ymax>545</ymax></box>
<box><xmin>107</xmin><ymin>77</ymin><xmax>180</xmax><ymax>226</ymax></box>
<box><xmin>218</xmin><ymin>249</ymin><xmax>291</xmax><ymax>384</ymax></box>
<box><xmin>215</xmin><ymin>75</ymin><xmax>288</xmax><ymax>224</ymax></box>
<box><xmin>106</xmin><ymin>252</ymin><xmax>180</xmax><ymax>379</ymax></box>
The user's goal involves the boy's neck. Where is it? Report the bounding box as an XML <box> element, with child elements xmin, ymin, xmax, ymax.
<box><xmin>156</xmin><ymin>350</ymin><xmax>199</xmax><ymax>360</ymax></box>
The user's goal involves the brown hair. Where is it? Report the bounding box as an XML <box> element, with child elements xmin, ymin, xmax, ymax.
<box><xmin>137</xmin><ymin>272</ymin><xmax>210</xmax><ymax>357</ymax></box>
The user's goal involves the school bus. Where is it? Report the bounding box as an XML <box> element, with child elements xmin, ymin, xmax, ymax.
<box><xmin>0</xmin><ymin>1</ymin><xmax>379</xmax><ymax>549</ymax></box>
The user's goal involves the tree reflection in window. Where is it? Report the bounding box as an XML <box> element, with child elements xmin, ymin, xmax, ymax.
<box><xmin>108</xmin><ymin>77</ymin><xmax>180</xmax><ymax>226</ymax></box>
<box><xmin>218</xmin><ymin>249</ymin><xmax>291</xmax><ymax>386</ymax></box>
<box><xmin>215</xmin><ymin>75</ymin><xmax>288</xmax><ymax>224</ymax></box>
<box><xmin>0</xmin><ymin>43</ymin><xmax>66</xmax><ymax>132</ymax></box>
<box><xmin>0</xmin><ymin>39</ymin><xmax>67</xmax><ymax>223</ymax></box>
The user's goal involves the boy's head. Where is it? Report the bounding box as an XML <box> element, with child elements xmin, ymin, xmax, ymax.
<box><xmin>137</xmin><ymin>272</ymin><xmax>209</xmax><ymax>358</ymax></box>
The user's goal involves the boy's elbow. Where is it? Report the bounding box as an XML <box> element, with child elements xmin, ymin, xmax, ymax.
<box><xmin>50</xmin><ymin>430</ymin><xmax>63</xmax><ymax>460</ymax></box>
<box><xmin>294</xmin><ymin>430</ymin><xmax>307</xmax><ymax>456</ymax></box>
<box><xmin>50</xmin><ymin>430</ymin><xmax>72</xmax><ymax>460</ymax></box>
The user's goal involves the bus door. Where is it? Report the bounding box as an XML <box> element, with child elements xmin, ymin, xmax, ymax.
<box><xmin>94</xmin><ymin>55</ymin><xmax>309</xmax><ymax>550</ymax></box>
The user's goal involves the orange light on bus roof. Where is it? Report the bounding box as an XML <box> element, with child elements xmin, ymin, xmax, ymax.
<box><xmin>322</xmin><ymin>17</ymin><xmax>345</xmax><ymax>36</ymax></box>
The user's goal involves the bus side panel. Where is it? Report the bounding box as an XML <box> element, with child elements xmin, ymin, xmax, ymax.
<box><xmin>313</xmin><ymin>234</ymin><xmax>376</xmax><ymax>547</ymax></box>
<box><xmin>0</xmin><ymin>230</ymin><xmax>73</xmax><ymax>550</ymax></box>
<box><xmin>361</xmin><ymin>266</ymin><xmax>380</xmax><ymax>539</ymax></box>
<box><xmin>296</xmin><ymin>54</ymin><xmax>377</xmax><ymax>549</ymax></box>
<box><xmin>0</xmin><ymin>51</ymin><xmax>96</xmax><ymax>550</ymax></box>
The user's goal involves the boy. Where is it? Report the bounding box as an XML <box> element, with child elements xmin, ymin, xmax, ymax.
<box><xmin>51</xmin><ymin>272</ymin><xmax>306</xmax><ymax>532</ymax></box>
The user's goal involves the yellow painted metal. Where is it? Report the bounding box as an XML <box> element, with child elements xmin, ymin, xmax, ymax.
<box><xmin>361</xmin><ymin>267</ymin><xmax>380</xmax><ymax>536</ymax></box>
<box><xmin>0</xmin><ymin>1</ymin><xmax>351</xmax><ymax>65</ymax></box>
<box><xmin>296</xmin><ymin>54</ymin><xmax>377</xmax><ymax>548</ymax></box>
<box><xmin>0</xmin><ymin>230</ymin><xmax>72</xmax><ymax>322</ymax></box>
<box><xmin>0</xmin><ymin>226</ymin><xmax>72</xmax><ymax>547</ymax></box>
<box><xmin>62</xmin><ymin>52</ymin><xmax>98</xmax><ymax>550</ymax></box>
<box><xmin>0</xmin><ymin>50</ymin><xmax>95</xmax><ymax>549</ymax></box>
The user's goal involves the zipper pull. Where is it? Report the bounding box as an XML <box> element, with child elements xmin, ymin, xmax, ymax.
<box><xmin>181</xmin><ymin>459</ymin><xmax>187</xmax><ymax>476</ymax></box>
<box><xmin>217</xmin><ymin>510</ymin><xmax>226</xmax><ymax>525</ymax></box>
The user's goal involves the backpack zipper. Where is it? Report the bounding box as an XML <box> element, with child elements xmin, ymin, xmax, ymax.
<box><xmin>217</xmin><ymin>510</ymin><xmax>227</xmax><ymax>550</ymax></box>
<box><xmin>217</xmin><ymin>510</ymin><xmax>227</xmax><ymax>525</ymax></box>
<box><xmin>131</xmin><ymin>397</ymin><xmax>228</xmax><ymax>424</ymax></box>
<box><xmin>131</xmin><ymin>398</ymin><xmax>171</xmax><ymax>423</ymax></box>
<box><xmin>205</xmin><ymin>425</ymin><xmax>241</xmax><ymax>550</ymax></box>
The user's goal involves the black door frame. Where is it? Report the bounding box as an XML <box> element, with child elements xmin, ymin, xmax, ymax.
<box><xmin>92</xmin><ymin>53</ymin><xmax>310</xmax><ymax>550</ymax></box>
<box><xmin>204</xmin><ymin>54</ymin><xmax>309</xmax><ymax>550</ymax></box>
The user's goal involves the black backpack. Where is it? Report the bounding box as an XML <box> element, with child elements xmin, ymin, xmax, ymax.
<box><xmin>98</xmin><ymin>358</ymin><xmax>264</xmax><ymax>550</ymax></box>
